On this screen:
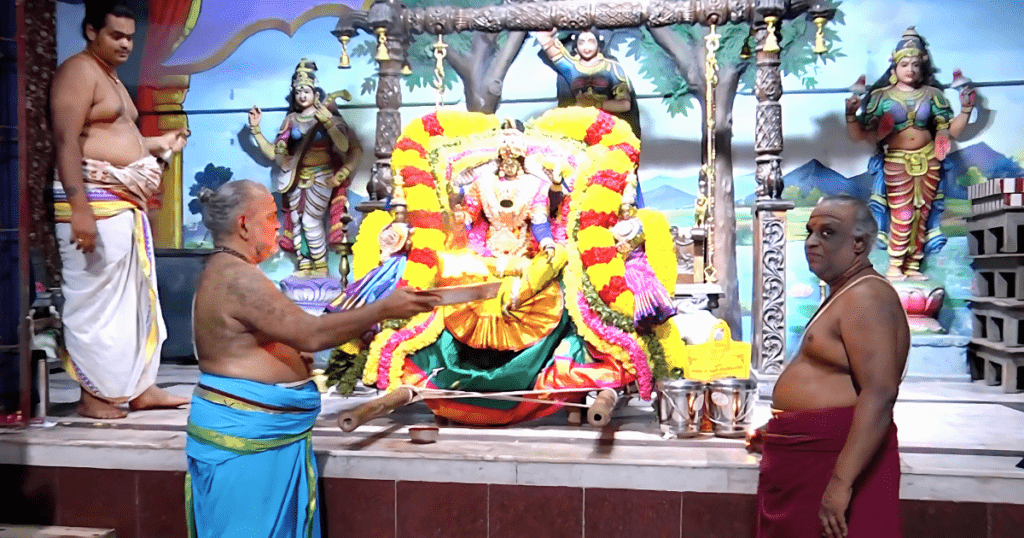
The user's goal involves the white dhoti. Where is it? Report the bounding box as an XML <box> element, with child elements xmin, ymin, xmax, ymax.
<box><xmin>54</xmin><ymin>156</ymin><xmax>165</xmax><ymax>403</ymax></box>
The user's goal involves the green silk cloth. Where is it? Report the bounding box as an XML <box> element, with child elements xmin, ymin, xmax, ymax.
<box><xmin>409</xmin><ymin>310</ymin><xmax>588</xmax><ymax>410</ymax></box>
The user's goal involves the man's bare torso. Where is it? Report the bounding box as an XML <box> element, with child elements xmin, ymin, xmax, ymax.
<box><xmin>193</xmin><ymin>255</ymin><xmax>311</xmax><ymax>384</ymax></box>
<box><xmin>773</xmin><ymin>276</ymin><xmax>909</xmax><ymax>411</ymax></box>
<box><xmin>62</xmin><ymin>52</ymin><xmax>147</xmax><ymax>166</ymax></box>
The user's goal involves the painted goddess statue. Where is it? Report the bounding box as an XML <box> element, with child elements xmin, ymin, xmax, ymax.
<box><xmin>845</xmin><ymin>28</ymin><xmax>976</xmax><ymax>281</ymax></box>
<box><xmin>535</xmin><ymin>28</ymin><xmax>641</xmax><ymax>140</ymax></box>
<box><xmin>247</xmin><ymin>58</ymin><xmax>363</xmax><ymax>277</ymax></box>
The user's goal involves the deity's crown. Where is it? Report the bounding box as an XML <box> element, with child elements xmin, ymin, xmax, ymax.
<box><xmin>891</xmin><ymin>27</ymin><xmax>927</xmax><ymax>64</ymax></box>
<box><xmin>497</xmin><ymin>125</ymin><xmax>527</xmax><ymax>161</ymax></box>
<box><xmin>292</xmin><ymin>58</ymin><xmax>318</xmax><ymax>90</ymax></box>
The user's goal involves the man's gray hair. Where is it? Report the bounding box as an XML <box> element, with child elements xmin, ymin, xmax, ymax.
<box><xmin>198</xmin><ymin>180</ymin><xmax>267</xmax><ymax>242</ymax></box>
<box><xmin>818</xmin><ymin>195</ymin><xmax>879</xmax><ymax>242</ymax></box>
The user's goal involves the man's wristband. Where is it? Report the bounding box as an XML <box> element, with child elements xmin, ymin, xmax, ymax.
<box><xmin>250</xmin><ymin>125</ymin><xmax>262</xmax><ymax>135</ymax></box>
<box><xmin>846</xmin><ymin>114</ymin><xmax>858</xmax><ymax>123</ymax></box>
<box><xmin>961</xmin><ymin>107</ymin><xmax>973</xmax><ymax>115</ymax></box>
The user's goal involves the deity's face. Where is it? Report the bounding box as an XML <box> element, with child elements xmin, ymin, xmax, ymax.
<box><xmin>293</xmin><ymin>85</ymin><xmax>316</xmax><ymax>109</ymax></box>
<box><xmin>893</xmin><ymin>55</ymin><xmax>923</xmax><ymax>87</ymax></box>
<box><xmin>86</xmin><ymin>14</ymin><xmax>135</xmax><ymax>66</ymax></box>
<box><xmin>804</xmin><ymin>201</ymin><xmax>861</xmax><ymax>282</ymax></box>
<box><xmin>499</xmin><ymin>156</ymin><xmax>523</xmax><ymax>180</ymax></box>
<box><xmin>575</xmin><ymin>31</ymin><xmax>599</xmax><ymax>61</ymax></box>
<box><xmin>246</xmin><ymin>190</ymin><xmax>281</xmax><ymax>263</ymax></box>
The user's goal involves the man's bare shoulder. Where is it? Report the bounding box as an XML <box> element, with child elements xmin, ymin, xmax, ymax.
<box><xmin>836</xmin><ymin>276</ymin><xmax>901</xmax><ymax>312</ymax></box>
<box><xmin>54</xmin><ymin>53</ymin><xmax>98</xmax><ymax>80</ymax></box>
<box><xmin>197</xmin><ymin>256</ymin><xmax>299</xmax><ymax>318</ymax></box>
<box><xmin>834</xmin><ymin>276</ymin><xmax>907</xmax><ymax>337</ymax></box>
<box><xmin>198</xmin><ymin>257</ymin><xmax>271</xmax><ymax>299</ymax></box>
<box><xmin>52</xmin><ymin>54</ymin><xmax>99</xmax><ymax>93</ymax></box>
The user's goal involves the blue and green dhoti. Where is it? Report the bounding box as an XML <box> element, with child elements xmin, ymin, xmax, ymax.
<box><xmin>185</xmin><ymin>373</ymin><xmax>321</xmax><ymax>538</ymax></box>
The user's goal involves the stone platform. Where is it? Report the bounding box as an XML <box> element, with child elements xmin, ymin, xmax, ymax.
<box><xmin>1</xmin><ymin>364</ymin><xmax>1022</xmax><ymax>538</ymax></box>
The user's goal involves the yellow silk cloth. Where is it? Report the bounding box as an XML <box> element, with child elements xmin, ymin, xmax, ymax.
<box><xmin>444</xmin><ymin>282</ymin><xmax>563</xmax><ymax>351</ymax></box>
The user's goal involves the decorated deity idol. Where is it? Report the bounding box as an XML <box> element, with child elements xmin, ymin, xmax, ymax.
<box><xmin>456</xmin><ymin>125</ymin><xmax>557</xmax><ymax>261</ymax></box>
<box><xmin>846</xmin><ymin>28</ymin><xmax>977</xmax><ymax>281</ymax></box>
<box><xmin>326</xmin><ymin>108</ymin><xmax>684</xmax><ymax>426</ymax></box>
<box><xmin>248</xmin><ymin>58</ymin><xmax>363</xmax><ymax>277</ymax></box>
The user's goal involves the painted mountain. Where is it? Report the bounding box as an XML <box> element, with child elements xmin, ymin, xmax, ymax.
<box><xmin>946</xmin><ymin>142</ymin><xmax>1005</xmax><ymax>183</ymax></box>
<box><xmin>639</xmin><ymin>174</ymin><xmax>694</xmax><ymax>194</ymax></box>
<box><xmin>642</xmin><ymin>184</ymin><xmax>698</xmax><ymax>211</ymax></box>
<box><xmin>736</xmin><ymin>143</ymin><xmax>1021</xmax><ymax>206</ymax></box>
<box><xmin>785</xmin><ymin>159</ymin><xmax>861</xmax><ymax>197</ymax></box>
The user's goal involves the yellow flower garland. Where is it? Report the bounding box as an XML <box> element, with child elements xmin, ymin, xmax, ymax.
<box><xmin>351</xmin><ymin>210</ymin><xmax>394</xmax><ymax>280</ymax></box>
<box><xmin>562</xmin><ymin>247</ymin><xmax>636</xmax><ymax>374</ymax></box>
<box><xmin>636</xmin><ymin>209</ymin><xmax>677</xmax><ymax>292</ymax></box>
<box><xmin>363</xmin><ymin>111</ymin><xmax>505</xmax><ymax>389</ymax></box>
<box><xmin>530</xmin><ymin>106</ymin><xmax>598</xmax><ymax>141</ymax></box>
<box><xmin>363</xmin><ymin>327</ymin><xmax>392</xmax><ymax>385</ymax></box>
<box><xmin>435</xmin><ymin>111</ymin><xmax>500</xmax><ymax>138</ymax></box>
<box><xmin>655</xmin><ymin>318</ymin><xmax>688</xmax><ymax>371</ymax></box>
<box><xmin>386</xmin><ymin>312</ymin><xmax>446</xmax><ymax>389</ymax></box>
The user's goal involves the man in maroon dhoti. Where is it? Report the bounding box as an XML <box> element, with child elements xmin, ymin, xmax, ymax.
<box><xmin>750</xmin><ymin>195</ymin><xmax>910</xmax><ymax>538</ymax></box>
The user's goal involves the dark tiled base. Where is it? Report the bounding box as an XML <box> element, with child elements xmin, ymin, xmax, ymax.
<box><xmin>2</xmin><ymin>465</ymin><xmax>1019</xmax><ymax>538</ymax></box>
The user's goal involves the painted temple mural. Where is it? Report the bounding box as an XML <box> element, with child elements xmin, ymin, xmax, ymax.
<box><xmin>52</xmin><ymin>0</ymin><xmax>1024</xmax><ymax>386</ymax></box>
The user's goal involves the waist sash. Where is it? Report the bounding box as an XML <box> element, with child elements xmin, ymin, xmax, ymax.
<box><xmin>186</xmin><ymin>373</ymin><xmax>321</xmax><ymax>538</ymax></box>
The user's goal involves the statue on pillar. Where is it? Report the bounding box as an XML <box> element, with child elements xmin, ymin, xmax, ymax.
<box><xmin>845</xmin><ymin>28</ymin><xmax>977</xmax><ymax>333</ymax></box>
<box><xmin>845</xmin><ymin>27</ymin><xmax>977</xmax><ymax>282</ymax></box>
<box><xmin>535</xmin><ymin>28</ymin><xmax>641</xmax><ymax>140</ymax></box>
<box><xmin>247</xmin><ymin>58</ymin><xmax>363</xmax><ymax>278</ymax></box>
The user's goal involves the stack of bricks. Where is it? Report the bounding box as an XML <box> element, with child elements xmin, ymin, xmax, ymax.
<box><xmin>967</xmin><ymin>177</ymin><xmax>1024</xmax><ymax>392</ymax></box>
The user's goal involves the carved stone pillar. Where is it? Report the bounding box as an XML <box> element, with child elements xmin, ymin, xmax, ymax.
<box><xmin>363</xmin><ymin>35</ymin><xmax>405</xmax><ymax>213</ymax></box>
<box><xmin>752</xmin><ymin>4</ymin><xmax>791</xmax><ymax>374</ymax></box>
<box><xmin>21</xmin><ymin>0</ymin><xmax>59</xmax><ymax>284</ymax></box>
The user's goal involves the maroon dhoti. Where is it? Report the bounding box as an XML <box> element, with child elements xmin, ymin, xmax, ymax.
<box><xmin>757</xmin><ymin>405</ymin><xmax>902</xmax><ymax>538</ymax></box>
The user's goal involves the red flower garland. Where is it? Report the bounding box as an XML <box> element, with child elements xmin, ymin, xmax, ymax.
<box><xmin>598</xmin><ymin>275</ymin><xmax>629</xmax><ymax>305</ymax></box>
<box><xmin>584</xmin><ymin>112</ymin><xmax>616</xmax><ymax>146</ymax></box>
<box><xmin>407</xmin><ymin>247</ymin><xmax>439</xmax><ymax>269</ymax></box>
<box><xmin>579</xmin><ymin>209</ymin><xmax>617</xmax><ymax>230</ymax></box>
<box><xmin>407</xmin><ymin>210</ymin><xmax>444</xmax><ymax>231</ymax></box>
<box><xmin>581</xmin><ymin>246</ymin><xmax>617</xmax><ymax>267</ymax></box>
<box><xmin>589</xmin><ymin>170</ymin><xmax>628</xmax><ymax>194</ymax></box>
<box><xmin>422</xmin><ymin>113</ymin><xmax>444</xmax><ymax>137</ymax></box>
<box><xmin>400</xmin><ymin>166</ymin><xmax>435</xmax><ymax>189</ymax></box>
<box><xmin>608</xmin><ymin>143</ymin><xmax>640</xmax><ymax>165</ymax></box>
<box><xmin>395</xmin><ymin>137</ymin><xmax>427</xmax><ymax>157</ymax></box>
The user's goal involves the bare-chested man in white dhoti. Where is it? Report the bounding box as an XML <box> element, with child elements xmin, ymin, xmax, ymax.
<box><xmin>50</xmin><ymin>1</ymin><xmax>189</xmax><ymax>418</ymax></box>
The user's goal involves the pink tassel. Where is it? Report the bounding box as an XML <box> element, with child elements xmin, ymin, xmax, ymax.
<box><xmin>624</xmin><ymin>251</ymin><xmax>675</xmax><ymax>333</ymax></box>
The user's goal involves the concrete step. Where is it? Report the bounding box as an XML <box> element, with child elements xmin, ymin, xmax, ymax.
<box><xmin>0</xmin><ymin>526</ymin><xmax>115</xmax><ymax>538</ymax></box>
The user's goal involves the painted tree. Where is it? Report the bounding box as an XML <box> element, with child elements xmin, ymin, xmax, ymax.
<box><xmin>188</xmin><ymin>163</ymin><xmax>234</xmax><ymax>217</ymax></box>
<box><xmin>623</xmin><ymin>9</ymin><xmax>845</xmax><ymax>334</ymax></box>
<box><xmin>957</xmin><ymin>166</ymin><xmax>986</xmax><ymax>188</ymax></box>
<box><xmin>354</xmin><ymin>0</ymin><xmax>527</xmax><ymax>113</ymax></box>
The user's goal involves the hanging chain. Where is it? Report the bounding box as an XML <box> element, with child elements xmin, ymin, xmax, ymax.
<box><xmin>699</xmin><ymin>24</ymin><xmax>720</xmax><ymax>283</ymax></box>
<box><xmin>433</xmin><ymin>34</ymin><xmax>448</xmax><ymax>110</ymax></box>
